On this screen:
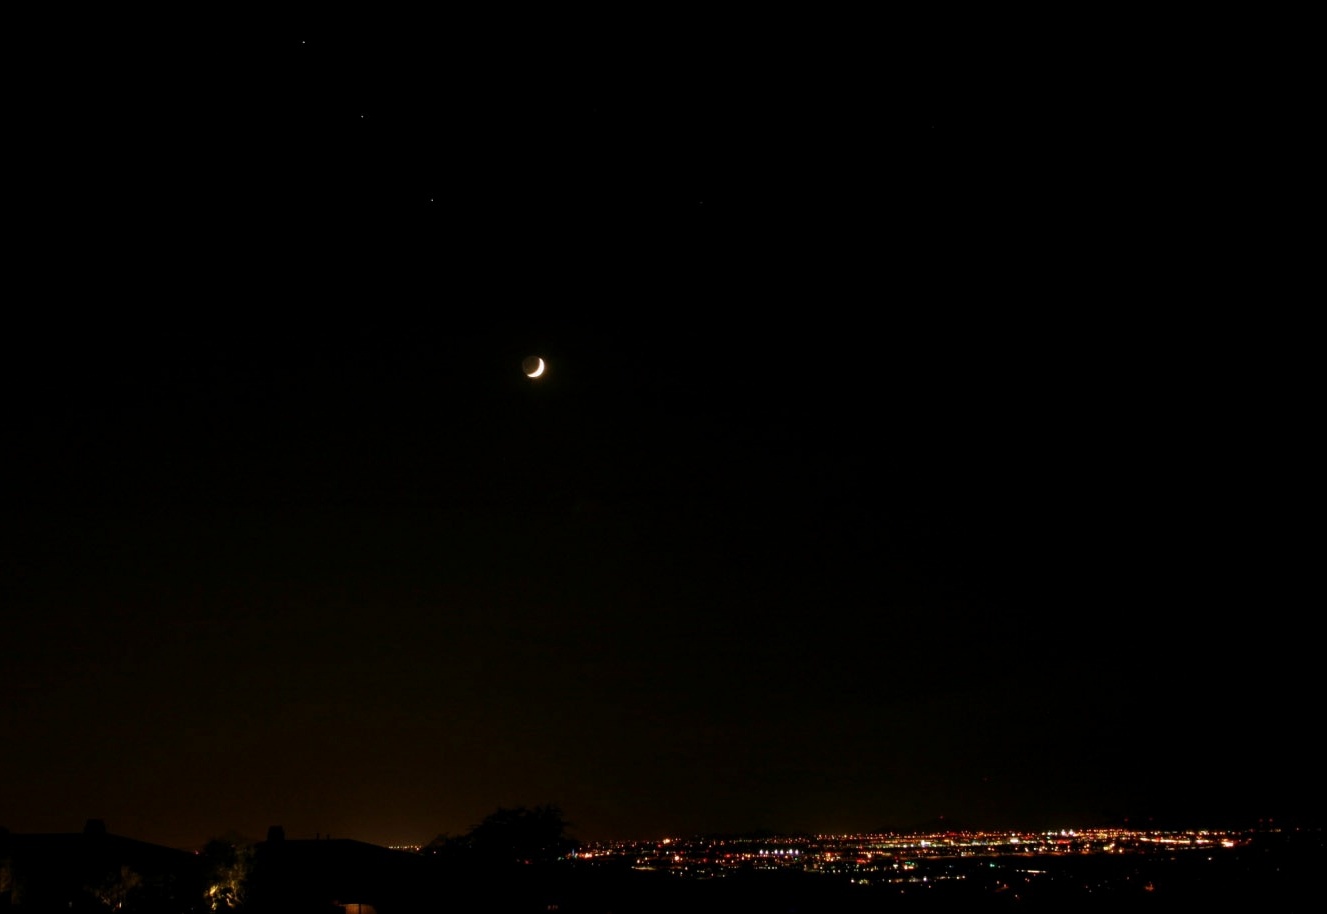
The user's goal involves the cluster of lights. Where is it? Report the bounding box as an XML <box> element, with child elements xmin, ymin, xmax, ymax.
<box><xmin>570</xmin><ymin>826</ymin><xmax>1254</xmax><ymax>880</ymax></box>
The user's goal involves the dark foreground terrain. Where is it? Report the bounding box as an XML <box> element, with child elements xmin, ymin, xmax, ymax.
<box><xmin>2</xmin><ymin>826</ymin><xmax>1319</xmax><ymax>911</ymax></box>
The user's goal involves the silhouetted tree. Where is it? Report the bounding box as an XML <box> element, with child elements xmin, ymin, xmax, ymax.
<box><xmin>0</xmin><ymin>855</ymin><xmax>14</xmax><ymax>904</ymax></box>
<box><xmin>431</xmin><ymin>805</ymin><xmax>579</xmax><ymax>866</ymax></box>
<box><xmin>88</xmin><ymin>864</ymin><xmax>142</xmax><ymax>911</ymax></box>
<box><xmin>200</xmin><ymin>836</ymin><xmax>253</xmax><ymax>910</ymax></box>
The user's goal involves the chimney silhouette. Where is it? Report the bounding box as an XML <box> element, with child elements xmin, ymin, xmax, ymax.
<box><xmin>267</xmin><ymin>825</ymin><xmax>285</xmax><ymax>843</ymax></box>
<box><xmin>84</xmin><ymin>819</ymin><xmax>107</xmax><ymax>836</ymax></box>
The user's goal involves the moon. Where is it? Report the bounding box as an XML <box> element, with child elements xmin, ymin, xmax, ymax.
<box><xmin>523</xmin><ymin>356</ymin><xmax>545</xmax><ymax>378</ymax></box>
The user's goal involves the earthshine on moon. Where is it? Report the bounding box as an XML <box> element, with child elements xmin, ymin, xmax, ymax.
<box><xmin>523</xmin><ymin>356</ymin><xmax>545</xmax><ymax>378</ymax></box>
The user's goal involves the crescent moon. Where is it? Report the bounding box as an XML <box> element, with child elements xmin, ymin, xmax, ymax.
<box><xmin>524</xmin><ymin>357</ymin><xmax>545</xmax><ymax>378</ymax></box>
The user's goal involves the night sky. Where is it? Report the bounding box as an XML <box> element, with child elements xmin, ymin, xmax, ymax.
<box><xmin>5</xmin><ymin>23</ymin><xmax>1318</xmax><ymax>850</ymax></box>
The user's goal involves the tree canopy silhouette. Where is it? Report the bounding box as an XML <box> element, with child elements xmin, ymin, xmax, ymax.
<box><xmin>428</xmin><ymin>805</ymin><xmax>579</xmax><ymax>865</ymax></box>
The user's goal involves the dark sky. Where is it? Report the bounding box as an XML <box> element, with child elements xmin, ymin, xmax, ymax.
<box><xmin>4</xmin><ymin>23</ymin><xmax>1318</xmax><ymax>850</ymax></box>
